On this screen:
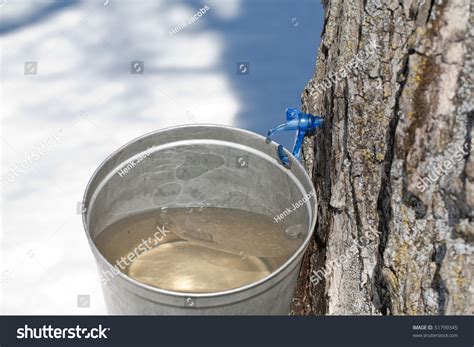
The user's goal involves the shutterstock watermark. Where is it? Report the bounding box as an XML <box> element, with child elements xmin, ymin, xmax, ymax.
<box><xmin>17</xmin><ymin>325</ymin><xmax>109</xmax><ymax>339</ymax></box>
<box><xmin>0</xmin><ymin>114</ymin><xmax>92</xmax><ymax>191</ymax></box>
<box><xmin>0</xmin><ymin>130</ymin><xmax>64</xmax><ymax>191</ymax></box>
<box><xmin>169</xmin><ymin>5</ymin><xmax>210</xmax><ymax>36</ymax></box>
<box><xmin>310</xmin><ymin>226</ymin><xmax>380</xmax><ymax>285</ymax></box>
<box><xmin>273</xmin><ymin>190</ymin><xmax>315</xmax><ymax>224</ymax></box>
<box><xmin>313</xmin><ymin>39</ymin><xmax>380</xmax><ymax>97</ymax></box>
<box><xmin>417</xmin><ymin>141</ymin><xmax>470</xmax><ymax>192</ymax></box>
<box><xmin>100</xmin><ymin>225</ymin><xmax>171</xmax><ymax>285</ymax></box>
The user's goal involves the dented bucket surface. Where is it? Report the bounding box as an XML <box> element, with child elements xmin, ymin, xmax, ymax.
<box><xmin>82</xmin><ymin>125</ymin><xmax>317</xmax><ymax>315</ymax></box>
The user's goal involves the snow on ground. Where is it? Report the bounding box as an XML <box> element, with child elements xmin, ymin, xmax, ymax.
<box><xmin>0</xmin><ymin>0</ymin><xmax>321</xmax><ymax>314</ymax></box>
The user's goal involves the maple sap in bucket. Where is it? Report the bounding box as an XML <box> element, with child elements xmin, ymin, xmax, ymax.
<box><xmin>95</xmin><ymin>207</ymin><xmax>306</xmax><ymax>292</ymax></box>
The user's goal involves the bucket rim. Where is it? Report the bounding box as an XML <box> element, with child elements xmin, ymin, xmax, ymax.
<box><xmin>82</xmin><ymin>123</ymin><xmax>318</xmax><ymax>301</ymax></box>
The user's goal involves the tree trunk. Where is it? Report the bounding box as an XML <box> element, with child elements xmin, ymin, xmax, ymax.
<box><xmin>292</xmin><ymin>0</ymin><xmax>473</xmax><ymax>315</ymax></box>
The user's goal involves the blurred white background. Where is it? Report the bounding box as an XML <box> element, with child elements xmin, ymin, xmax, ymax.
<box><xmin>0</xmin><ymin>0</ymin><xmax>322</xmax><ymax>314</ymax></box>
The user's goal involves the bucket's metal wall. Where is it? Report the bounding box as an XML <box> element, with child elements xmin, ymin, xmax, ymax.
<box><xmin>83</xmin><ymin>125</ymin><xmax>317</xmax><ymax>315</ymax></box>
<box><xmin>98</xmin><ymin>254</ymin><xmax>302</xmax><ymax>315</ymax></box>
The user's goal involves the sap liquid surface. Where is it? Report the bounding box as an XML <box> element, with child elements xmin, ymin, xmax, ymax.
<box><xmin>94</xmin><ymin>207</ymin><xmax>304</xmax><ymax>293</ymax></box>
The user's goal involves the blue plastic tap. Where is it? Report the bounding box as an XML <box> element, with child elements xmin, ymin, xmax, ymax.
<box><xmin>267</xmin><ymin>108</ymin><xmax>323</xmax><ymax>167</ymax></box>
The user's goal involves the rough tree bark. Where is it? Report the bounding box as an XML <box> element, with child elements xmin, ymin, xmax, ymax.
<box><xmin>292</xmin><ymin>0</ymin><xmax>473</xmax><ymax>315</ymax></box>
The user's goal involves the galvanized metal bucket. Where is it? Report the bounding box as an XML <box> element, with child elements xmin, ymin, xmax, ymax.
<box><xmin>82</xmin><ymin>125</ymin><xmax>317</xmax><ymax>315</ymax></box>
